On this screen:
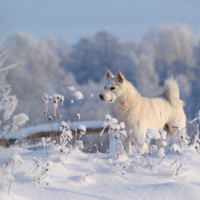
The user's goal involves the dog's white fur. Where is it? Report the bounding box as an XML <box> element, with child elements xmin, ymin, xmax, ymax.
<box><xmin>100</xmin><ymin>69</ymin><xmax>186</xmax><ymax>154</ymax></box>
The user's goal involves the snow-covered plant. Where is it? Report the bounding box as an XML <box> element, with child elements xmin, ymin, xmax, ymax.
<box><xmin>76</xmin><ymin>125</ymin><xmax>86</xmax><ymax>150</ymax></box>
<box><xmin>42</xmin><ymin>87</ymin><xmax>93</xmax><ymax>158</ymax></box>
<box><xmin>59</xmin><ymin>122</ymin><xmax>87</xmax><ymax>162</ymax></box>
<box><xmin>169</xmin><ymin>155</ymin><xmax>187</xmax><ymax>179</ymax></box>
<box><xmin>132</xmin><ymin>120</ymin><xmax>189</xmax><ymax>174</ymax></box>
<box><xmin>0</xmin><ymin>97</ymin><xmax>29</xmax><ymax>142</ymax></box>
<box><xmin>0</xmin><ymin>152</ymin><xmax>23</xmax><ymax>195</ymax></box>
<box><xmin>0</xmin><ymin>40</ymin><xmax>30</xmax><ymax>197</ymax></box>
<box><xmin>190</xmin><ymin>110</ymin><xmax>200</xmax><ymax>124</ymax></box>
<box><xmin>100</xmin><ymin>114</ymin><xmax>127</xmax><ymax>158</ymax></box>
<box><xmin>43</xmin><ymin>93</ymin><xmax>64</xmax><ymax>119</ymax></box>
<box><xmin>59</xmin><ymin>122</ymin><xmax>73</xmax><ymax>162</ymax></box>
<box><xmin>28</xmin><ymin>157</ymin><xmax>49</xmax><ymax>185</ymax></box>
<box><xmin>0</xmin><ymin>40</ymin><xmax>29</xmax><ymax>144</ymax></box>
<box><xmin>43</xmin><ymin>87</ymin><xmax>90</xmax><ymax>129</ymax></box>
<box><xmin>191</xmin><ymin>124</ymin><xmax>200</xmax><ymax>153</ymax></box>
<box><xmin>190</xmin><ymin>111</ymin><xmax>200</xmax><ymax>154</ymax></box>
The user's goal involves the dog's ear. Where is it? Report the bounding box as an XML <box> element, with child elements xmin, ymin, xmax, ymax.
<box><xmin>106</xmin><ymin>69</ymin><xmax>114</xmax><ymax>80</ymax></box>
<box><xmin>116</xmin><ymin>70</ymin><xmax>125</xmax><ymax>83</ymax></box>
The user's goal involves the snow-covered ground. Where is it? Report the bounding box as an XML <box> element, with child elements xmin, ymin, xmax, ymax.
<box><xmin>1</xmin><ymin>121</ymin><xmax>200</xmax><ymax>200</ymax></box>
<box><xmin>1</xmin><ymin>144</ymin><xmax>200</xmax><ymax>200</ymax></box>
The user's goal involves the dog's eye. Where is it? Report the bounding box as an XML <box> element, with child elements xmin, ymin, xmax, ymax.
<box><xmin>104</xmin><ymin>86</ymin><xmax>106</xmax><ymax>90</ymax></box>
<box><xmin>110</xmin><ymin>87</ymin><xmax>115</xmax><ymax>90</ymax></box>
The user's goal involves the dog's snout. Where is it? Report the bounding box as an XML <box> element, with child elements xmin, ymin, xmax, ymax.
<box><xmin>99</xmin><ymin>93</ymin><xmax>104</xmax><ymax>100</ymax></box>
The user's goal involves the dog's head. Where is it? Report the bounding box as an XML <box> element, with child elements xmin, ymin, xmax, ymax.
<box><xmin>99</xmin><ymin>69</ymin><xmax>126</xmax><ymax>103</ymax></box>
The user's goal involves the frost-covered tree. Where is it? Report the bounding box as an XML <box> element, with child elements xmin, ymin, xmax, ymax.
<box><xmin>122</xmin><ymin>38</ymin><xmax>161</xmax><ymax>97</ymax></box>
<box><xmin>146</xmin><ymin>23</ymin><xmax>197</xmax><ymax>66</ymax></box>
<box><xmin>188</xmin><ymin>41</ymin><xmax>200</xmax><ymax>117</ymax></box>
<box><xmin>3</xmin><ymin>33</ymin><xmax>70</xmax><ymax>124</ymax></box>
<box><xmin>46</xmin><ymin>35</ymin><xmax>71</xmax><ymax>71</ymax></box>
<box><xmin>68</xmin><ymin>30</ymin><xmax>137</xmax><ymax>85</ymax></box>
<box><xmin>93</xmin><ymin>30</ymin><xmax>121</xmax><ymax>80</ymax></box>
<box><xmin>94</xmin><ymin>31</ymin><xmax>137</xmax><ymax>86</ymax></box>
<box><xmin>140</xmin><ymin>24</ymin><xmax>198</xmax><ymax>101</ymax></box>
<box><xmin>69</xmin><ymin>35</ymin><xmax>95</xmax><ymax>84</ymax></box>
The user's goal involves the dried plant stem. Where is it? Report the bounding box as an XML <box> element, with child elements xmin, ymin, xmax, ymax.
<box><xmin>72</xmin><ymin>95</ymin><xmax>90</xmax><ymax>121</ymax></box>
<box><xmin>8</xmin><ymin>161</ymin><xmax>15</xmax><ymax>195</ymax></box>
<box><xmin>112</xmin><ymin>164</ymin><xmax>128</xmax><ymax>174</ymax></box>
<box><xmin>169</xmin><ymin>158</ymin><xmax>178</xmax><ymax>169</ymax></box>
<box><xmin>157</xmin><ymin>149</ymin><xmax>171</xmax><ymax>165</ymax></box>
<box><xmin>174</xmin><ymin>161</ymin><xmax>186</xmax><ymax>177</ymax></box>
<box><xmin>83</xmin><ymin>170</ymin><xmax>95</xmax><ymax>181</ymax></box>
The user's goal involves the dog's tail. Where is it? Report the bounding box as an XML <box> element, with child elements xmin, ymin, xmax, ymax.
<box><xmin>164</xmin><ymin>77</ymin><xmax>184</xmax><ymax>107</ymax></box>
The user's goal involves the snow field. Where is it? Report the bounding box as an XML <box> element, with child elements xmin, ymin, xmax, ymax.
<box><xmin>2</xmin><ymin>104</ymin><xmax>200</xmax><ymax>200</ymax></box>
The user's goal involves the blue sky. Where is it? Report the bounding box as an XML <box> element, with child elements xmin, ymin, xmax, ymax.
<box><xmin>1</xmin><ymin>0</ymin><xmax>200</xmax><ymax>43</ymax></box>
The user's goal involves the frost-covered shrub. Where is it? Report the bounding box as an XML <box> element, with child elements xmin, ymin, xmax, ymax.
<box><xmin>0</xmin><ymin>41</ymin><xmax>29</xmax><ymax>143</ymax></box>
<box><xmin>0</xmin><ymin>40</ymin><xmax>29</xmax><ymax>196</ymax></box>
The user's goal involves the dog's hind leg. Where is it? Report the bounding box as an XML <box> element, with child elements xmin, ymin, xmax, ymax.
<box><xmin>126</xmin><ymin>141</ymin><xmax>132</xmax><ymax>154</ymax></box>
<box><xmin>156</xmin><ymin>124</ymin><xmax>170</xmax><ymax>149</ymax></box>
<box><xmin>123</xmin><ymin>139</ymin><xmax>132</xmax><ymax>154</ymax></box>
<box><xmin>143</xmin><ymin>142</ymin><xmax>149</xmax><ymax>152</ymax></box>
<box><xmin>165</xmin><ymin>116</ymin><xmax>186</xmax><ymax>144</ymax></box>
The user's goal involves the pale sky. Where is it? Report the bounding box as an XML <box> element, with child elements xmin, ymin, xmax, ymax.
<box><xmin>1</xmin><ymin>0</ymin><xmax>200</xmax><ymax>43</ymax></box>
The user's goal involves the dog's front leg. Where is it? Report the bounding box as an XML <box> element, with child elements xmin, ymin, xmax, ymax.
<box><xmin>125</xmin><ymin>141</ymin><xmax>132</xmax><ymax>154</ymax></box>
<box><xmin>122</xmin><ymin>137</ymin><xmax>132</xmax><ymax>154</ymax></box>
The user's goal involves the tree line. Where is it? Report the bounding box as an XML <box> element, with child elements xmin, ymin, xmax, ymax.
<box><xmin>2</xmin><ymin>23</ymin><xmax>200</xmax><ymax>125</ymax></box>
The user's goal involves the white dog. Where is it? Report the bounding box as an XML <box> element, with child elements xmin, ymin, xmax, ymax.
<box><xmin>99</xmin><ymin>69</ymin><xmax>186</xmax><ymax>154</ymax></box>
